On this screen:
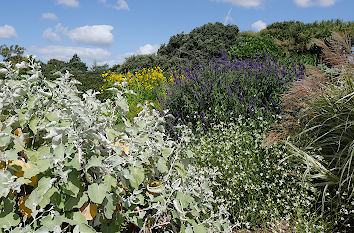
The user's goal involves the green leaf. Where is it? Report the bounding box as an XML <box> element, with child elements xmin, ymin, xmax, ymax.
<box><xmin>63</xmin><ymin>170</ymin><xmax>81</xmax><ymax>197</ymax></box>
<box><xmin>45</xmin><ymin>112</ymin><xmax>59</xmax><ymax>122</ymax></box>
<box><xmin>161</xmin><ymin>147</ymin><xmax>173</xmax><ymax>158</ymax></box>
<box><xmin>23</xmin><ymin>166</ymin><xmax>40</xmax><ymax>179</ymax></box>
<box><xmin>0</xmin><ymin>135</ymin><xmax>11</xmax><ymax>148</ymax></box>
<box><xmin>26</xmin><ymin>177</ymin><xmax>54</xmax><ymax>212</ymax></box>
<box><xmin>103</xmin><ymin>193</ymin><xmax>115</xmax><ymax>219</ymax></box>
<box><xmin>185</xmin><ymin>226</ymin><xmax>193</xmax><ymax>233</ymax></box>
<box><xmin>38</xmin><ymin>187</ymin><xmax>59</xmax><ymax>209</ymax></box>
<box><xmin>85</xmin><ymin>155</ymin><xmax>103</xmax><ymax>171</ymax></box>
<box><xmin>0</xmin><ymin>170</ymin><xmax>13</xmax><ymax>198</ymax></box>
<box><xmin>78</xmin><ymin>223</ymin><xmax>96</xmax><ymax>233</ymax></box>
<box><xmin>18</xmin><ymin>109</ymin><xmax>27</xmax><ymax>127</ymax></box>
<box><xmin>176</xmin><ymin>192</ymin><xmax>194</xmax><ymax>209</ymax></box>
<box><xmin>72</xmin><ymin>212</ymin><xmax>87</xmax><ymax>225</ymax></box>
<box><xmin>0</xmin><ymin>213</ymin><xmax>20</xmax><ymax>229</ymax></box>
<box><xmin>53</xmin><ymin>143</ymin><xmax>65</xmax><ymax>162</ymax></box>
<box><xmin>40</xmin><ymin>213</ymin><xmax>64</xmax><ymax>231</ymax></box>
<box><xmin>174</xmin><ymin>162</ymin><xmax>187</xmax><ymax>180</ymax></box>
<box><xmin>157</xmin><ymin>157</ymin><xmax>168</xmax><ymax>173</ymax></box>
<box><xmin>5</xmin><ymin>148</ymin><xmax>20</xmax><ymax>160</ymax></box>
<box><xmin>64</xmin><ymin>193</ymin><xmax>88</xmax><ymax>211</ymax></box>
<box><xmin>65</xmin><ymin>153</ymin><xmax>80</xmax><ymax>170</ymax></box>
<box><xmin>75</xmin><ymin>193</ymin><xmax>89</xmax><ymax>209</ymax></box>
<box><xmin>129</xmin><ymin>166</ymin><xmax>145</xmax><ymax>189</ymax></box>
<box><xmin>29</xmin><ymin>116</ymin><xmax>40</xmax><ymax>134</ymax></box>
<box><xmin>104</xmin><ymin>174</ymin><xmax>117</xmax><ymax>189</ymax></box>
<box><xmin>0</xmin><ymin>196</ymin><xmax>15</xmax><ymax>216</ymax></box>
<box><xmin>106</xmin><ymin>128</ymin><xmax>117</xmax><ymax>141</ymax></box>
<box><xmin>38</xmin><ymin>145</ymin><xmax>51</xmax><ymax>159</ymax></box>
<box><xmin>36</xmin><ymin>159</ymin><xmax>51</xmax><ymax>173</ymax></box>
<box><xmin>193</xmin><ymin>223</ymin><xmax>207</xmax><ymax>233</ymax></box>
<box><xmin>88</xmin><ymin>183</ymin><xmax>109</xmax><ymax>204</ymax></box>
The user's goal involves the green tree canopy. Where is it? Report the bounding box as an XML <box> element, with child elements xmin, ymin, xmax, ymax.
<box><xmin>157</xmin><ymin>22</ymin><xmax>239</xmax><ymax>65</ymax></box>
<box><xmin>0</xmin><ymin>44</ymin><xmax>25</xmax><ymax>64</ymax></box>
<box><xmin>117</xmin><ymin>54</ymin><xmax>183</xmax><ymax>74</ymax></box>
<box><xmin>67</xmin><ymin>54</ymin><xmax>88</xmax><ymax>74</ymax></box>
<box><xmin>260</xmin><ymin>19</ymin><xmax>354</xmax><ymax>56</ymax></box>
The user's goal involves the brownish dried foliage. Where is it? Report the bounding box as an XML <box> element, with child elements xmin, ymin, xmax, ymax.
<box><xmin>265</xmin><ymin>32</ymin><xmax>353</xmax><ymax>145</ymax></box>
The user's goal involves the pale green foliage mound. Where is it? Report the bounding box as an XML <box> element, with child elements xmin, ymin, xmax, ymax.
<box><xmin>0</xmin><ymin>58</ymin><xmax>231</xmax><ymax>232</ymax></box>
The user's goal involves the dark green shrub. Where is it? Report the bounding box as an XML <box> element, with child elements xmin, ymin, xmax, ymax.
<box><xmin>228</xmin><ymin>36</ymin><xmax>284</xmax><ymax>60</ymax></box>
<box><xmin>260</xmin><ymin>19</ymin><xmax>354</xmax><ymax>64</ymax></box>
<box><xmin>117</xmin><ymin>54</ymin><xmax>183</xmax><ymax>74</ymax></box>
<box><xmin>157</xmin><ymin>22</ymin><xmax>239</xmax><ymax>66</ymax></box>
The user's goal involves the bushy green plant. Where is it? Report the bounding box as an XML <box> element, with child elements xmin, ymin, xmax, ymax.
<box><xmin>157</xmin><ymin>22</ymin><xmax>239</xmax><ymax>66</ymax></box>
<box><xmin>0</xmin><ymin>58</ymin><xmax>231</xmax><ymax>232</ymax></box>
<box><xmin>260</xmin><ymin>19</ymin><xmax>354</xmax><ymax>64</ymax></box>
<box><xmin>228</xmin><ymin>36</ymin><xmax>284</xmax><ymax>60</ymax></box>
<box><xmin>189</xmin><ymin>116</ymin><xmax>325</xmax><ymax>231</ymax></box>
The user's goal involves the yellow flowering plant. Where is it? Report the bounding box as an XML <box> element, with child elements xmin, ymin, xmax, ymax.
<box><xmin>101</xmin><ymin>67</ymin><xmax>184</xmax><ymax>120</ymax></box>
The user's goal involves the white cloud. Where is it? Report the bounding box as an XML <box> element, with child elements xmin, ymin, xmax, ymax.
<box><xmin>136</xmin><ymin>44</ymin><xmax>159</xmax><ymax>55</ymax></box>
<box><xmin>66</xmin><ymin>25</ymin><xmax>114</xmax><ymax>47</ymax></box>
<box><xmin>0</xmin><ymin>25</ymin><xmax>17</xmax><ymax>39</ymax></box>
<box><xmin>42</xmin><ymin>24</ymin><xmax>67</xmax><ymax>42</ymax></box>
<box><xmin>251</xmin><ymin>20</ymin><xmax>267</xmax><ymax>32</ymax></box>
<box><xmin>42</xmin><ymin>13</ymin><xmax>58</xmax><ymax>20</ymax></box>
<box><xmin>294</xmin><ymin>0</ymin><xmax>339</xmax><ymax>7</ymax></box>
<box><xmin>99</xmin><ymin>43</ymin><xmax>160</xmax><ymax>66</ymax></box>
<box><xmin>41</xmin><ymin>24</ymin><xmax>114</xmax><ymax>47</ymax></box>
<box><xmin>29</xmin><ymin>45</ymin><xmax>111</xmax><ymax>63</ymax></box>
<box><xmin>113</xmin><ymin>0</ymin><xmax>129</xmax><ymax>10</ymax></box>
<box><xmin>98</xmin><ymin>0</ymin><xmax>129</xmax><ymax>10</ymax></box>
<box><xmin>57</xmin><ymin>0</ymin><xmax>79</xmax><ymax>7</ymax></box>
<box><xmin>42</xmin><ymin>28</ymin><xmax>61</xmax><ymax>42</ymax></box>
<box><xmin>213</xmin><ymin>0</ymin><xmax>262</xmax><ymax>8</ymax></box>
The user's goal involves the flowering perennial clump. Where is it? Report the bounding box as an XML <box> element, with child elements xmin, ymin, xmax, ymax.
<box><xmin>101</xmin><ymin>67</ymin><xmax>184</xmax><ymax>93</ymax></box>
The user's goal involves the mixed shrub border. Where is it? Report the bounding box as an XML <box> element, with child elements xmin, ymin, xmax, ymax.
<box><xmin>0</xmin><ymin>29</ymin><xmax>353</xmax><ymax>233</ymax></box>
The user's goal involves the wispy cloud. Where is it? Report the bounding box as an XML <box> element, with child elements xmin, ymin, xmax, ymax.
<box><xmin>294</xmin><ymin>0</ymin><xmax>339</xmax><ymax>7</ymax></box>
<box><xmin>57</xmin><ymin>0</ymin><xmax>79</xmax><ymax>7</ymax></box>
<box><xmin>212</xmin><ymin>0</ymin><xmax>262</xmax><ymax>8</ymax></box>
<box><xmin>99</xmin><ymin>0</ymin><xmax>129</xmax><ymax>10</ymax></box>
<box><xmin>29</xmin><ymin>45</ymin><xmax>111</xmax><ymax>63</ymax></box>
<box><xmin>251</xmin><ymin>20</ymin><xmax>267</xmax><ymax>32</ymax></box>
<box><xmin>42</xmin><ymin>28</ymin><xmax>61</xmax><ymax>42</ymax></box>
<box><xmin>100</xmin><ymin>43</ymin><xmax>160</xmax><ymax>66</ymax></box>
<box><xmin>0</xmin><ymin>25</ymin><xmax>17</xmax><ymax>39</ymax></box>
<box><xmin>223</xmin><ymin>8</ymin><xmax>233</xmax><ymax>25</ymax></box>
<box><xmin>42</xmin><ymin>13</ymin><xmax>58</xmax><ymax>20</ymax></box>
<box><xmin>136</xmin><ymin>44</ymin><xmax>159</xmax><ymax>55</ymax></box>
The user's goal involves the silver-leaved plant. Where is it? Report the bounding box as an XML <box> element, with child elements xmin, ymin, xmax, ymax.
<box><xmin>0</xmin><ymin>58</ymin><xmax>231</xmax><ymax>233</ymax></box>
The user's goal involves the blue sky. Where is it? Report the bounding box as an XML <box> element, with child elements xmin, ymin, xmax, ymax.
<box><xmin>0</xmin><ymin>0</ymin><xmax>353</xmax><ymax>67</ymax></box>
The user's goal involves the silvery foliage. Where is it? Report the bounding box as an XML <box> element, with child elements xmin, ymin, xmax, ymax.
<box><xmin>0</xmin><ymin>58</ymin><xmax>231</xmax><ymax>232</ymax></box>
